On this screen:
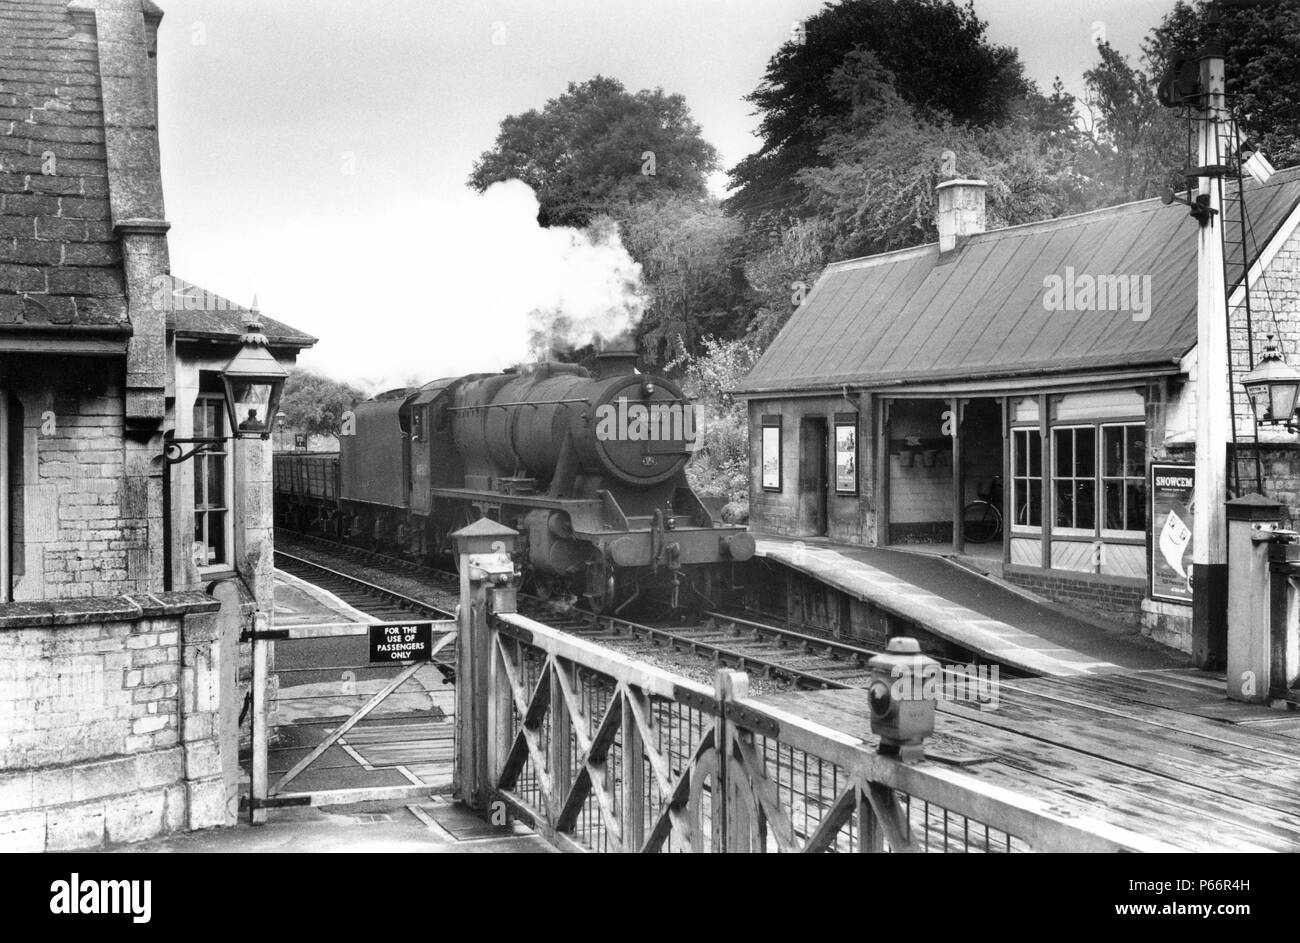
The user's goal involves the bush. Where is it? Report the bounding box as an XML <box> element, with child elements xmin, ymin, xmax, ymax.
<box><xmin>674</xmin><ymin>337</ymin><xmax>758</xmax><ymax>505</ymax></box>
<box><xmin>721</xmin><ymin>500</ymin><xmax>750</xmax><ymax>524</ymax></box>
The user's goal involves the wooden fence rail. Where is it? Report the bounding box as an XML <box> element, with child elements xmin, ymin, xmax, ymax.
<box><xmin>462</xmin><ymin>610</ymin><xmax>1169</xmax><ymax>853</ymax></box>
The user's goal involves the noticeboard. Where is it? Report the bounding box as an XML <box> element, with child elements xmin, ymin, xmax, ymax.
<box><xmin>1150</xmin><ymin>463</ymin><xmax>1194</xmax><ymax>604</ymax></box>
<box><xmin>834</xmin><ymin>415</ymin><xmax>858</xmax><ymax>495</ymax></box>
<box><xmin>368</xmin><ymin>622</ymin><xmax>433</xmax><ymax>663</ymax></box>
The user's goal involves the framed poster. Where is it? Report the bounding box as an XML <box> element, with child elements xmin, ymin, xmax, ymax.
<box><xmin>761</xmin><ymin>418</ymin><xmax>782</xmax><ymax>492</ymax></box>
<box><xmin>834</xmin><ymin>415</ymin><xmax>857</xmax><ymax>494</ymax></box>
<box><xmin>1150</xmin><ymin>463</ymin><xmax>1194</xmax><ymax>604</ymax></box>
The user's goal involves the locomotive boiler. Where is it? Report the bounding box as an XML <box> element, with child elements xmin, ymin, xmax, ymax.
<box><xmin>278</xmin><ymin>348</ymin><xmax>754</xmax><ymax>612</ymax></box>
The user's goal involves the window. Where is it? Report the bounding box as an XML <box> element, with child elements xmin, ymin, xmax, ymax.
<box><xmin>1011</xmin><ymin>428</ymin><xmax>1042</xmax><ymax>528</ymax></box>
<box><xmin>193</xmin><ymin>396</ymin><xmax>231</xmax><ymax>569</ymax></box>
<box><xmin>1102</xmin><ymin>423</ymin><xmax>1146</xmax><ymax>534</ymax></box>
<box><xmin>1053</xmin><ymin>426</ymin><xmax>1096</xmax><ymax>532</ymax></box>
<box><xmin>761</xmin><ymin>417</ymin><xmax>782</xmax><ymax>491</ymax></box>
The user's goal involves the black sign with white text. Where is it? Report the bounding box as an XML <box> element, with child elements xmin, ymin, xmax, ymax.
<box><xmin>367</xmin><ymin>622</ymin><xmax>433</xmax><ymax>663</ymax></box>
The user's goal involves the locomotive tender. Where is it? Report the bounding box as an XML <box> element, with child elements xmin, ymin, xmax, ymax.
<box><xmin>275</xmin><ymin>348</ymin><xmax>755</xmax><ymax>611</ymax></box>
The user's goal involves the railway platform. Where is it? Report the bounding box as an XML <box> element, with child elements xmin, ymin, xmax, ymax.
<box><xmin>758</xmin><ymin>668</ymin><xmax>1300</xmax><ymax>851</ymax></box>
<box><xmin>274</xmin><ymin>569</ymin><xmax>375</xmax><ymax>628</ymax></box>
<box><xmin>752</xmin><ymin>536</ymin><xmax>1185</xmax><ymax>677</ymax></box>
<box><xmin>108</xmin><ymin>797</ymin><xmax>550</xmax><ymax>854</ymax></box>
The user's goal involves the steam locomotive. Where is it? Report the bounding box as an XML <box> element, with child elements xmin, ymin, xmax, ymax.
<box><xmin>274</xmin><ymin>348</ymin><xmax>755</xmax><ymax>612</ymax></box>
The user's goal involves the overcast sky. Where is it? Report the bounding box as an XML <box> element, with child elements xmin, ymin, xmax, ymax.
<box><xmin>155</xmin><ymin>0</ymin><xmax>1179</xmax><ymax>389</ymax></box>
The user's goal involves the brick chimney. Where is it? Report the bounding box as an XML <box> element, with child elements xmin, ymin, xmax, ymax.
<box><xmin>935</xmin><ymin>178</ymin><xmax>988</xmax><ymax>254</ymax></box>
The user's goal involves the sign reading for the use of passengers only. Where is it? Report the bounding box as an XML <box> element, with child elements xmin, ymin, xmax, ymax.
<box><xmin>368</xmin><ymin>622</ymin><xmax>434</xmax><ymax>663</ymax></box>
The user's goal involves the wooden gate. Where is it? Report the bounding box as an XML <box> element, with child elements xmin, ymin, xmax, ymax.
<box><xmin>248</xmin><ymin>616</ymin><xmax>456</xmax><ymax>821</ymax></box>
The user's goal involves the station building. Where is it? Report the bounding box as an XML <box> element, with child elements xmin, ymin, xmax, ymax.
<box><xmin>0</xmin><ymin>0</ymin><xmax>313</xmax><ymax>849</ymax></box>
<box><xmin>737</xmin><ymin>169</ymin><xmax>1300</xmax><ymax>653</ymax></box>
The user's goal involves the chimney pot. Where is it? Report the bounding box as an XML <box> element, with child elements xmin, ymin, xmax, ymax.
<box><xmin>935</xmin><ymin>178</ymin><xmax>988</xmax><ymax>254</ymax></box>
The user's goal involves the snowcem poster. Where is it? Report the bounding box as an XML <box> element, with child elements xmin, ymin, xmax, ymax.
<box><xmin>1150</xmin><ymin>463</ymin><xmax>1194</xmax><ymax>604</ymax></box>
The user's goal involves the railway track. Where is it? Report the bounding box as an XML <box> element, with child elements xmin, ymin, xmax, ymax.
<box><xmin>275</xmin><ymin>550</ymin><xmax>457</xmax><ymax>620</ymax></box>
<box><xmin>273</xmin><ymin>548</ymin><xmax>458</xmax><ymax>682</ymax></box>
<box><xmin>274</xmin><ymin>529</ymin><xmax>886</xmax><ymax>690</ymax></box>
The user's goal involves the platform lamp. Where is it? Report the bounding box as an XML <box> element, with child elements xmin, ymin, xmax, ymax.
<box><xmin>222</xmin><ymin>300</ymin><xmax>288</xmax><ymax>440</ymax></box>
<box><xmin>161</xmin><ymin>298</ymin><xmax>289</xmax><ymax>590</ymax></box>
<box><xmin>1242</xmin><ymin>335</ymin><xmax>1300</xmax><ymax>433</ymax></box>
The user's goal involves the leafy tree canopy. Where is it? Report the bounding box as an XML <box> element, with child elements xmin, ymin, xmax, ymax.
<box><xmin>1142</xmin><ymin>0</ymin><xmax>1300</xmax><ymax>169</ymax></box>
<box><xmin>796</xmin><ymin>49</ymin><xmax>1087</xmax><ymax>261</ymax></box>
<box><xmin>1079</xmin><ymin>41</ymin><xmax>1186</xmax><ymax>205</ymax></box>
<box><xmin>619</xmin><ymin>195</ymin><xmax>747</xmax><ymax>364</ymax></box>
<box><xmin>469</xmin><ymin>76</ymin><xmax>720</xmax><ymax>228</ymax></box>
<box><xmin>726</xmin><ymin>0</ymin><xmax>1049</xmax><ymax>222</ymax></box>
<box><xmin>280</xmin><ymin>368</ymin><xmax>366</xmax><ymax>437</ymax></box>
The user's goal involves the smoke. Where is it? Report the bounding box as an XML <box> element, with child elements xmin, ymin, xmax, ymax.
<box><xmin>520</xmin><ymin>210</ymin><xmax>646</xmax><ymax>360</ymax></box>
<box><xmin>289</xmin><ymin>179</ymin><xmax>646</xmax><ymax>392</ymax></box>
<box><xmin>457</xmin><ymin>179</ymin><xmax>645</xmax><ymax>367</ymax></box>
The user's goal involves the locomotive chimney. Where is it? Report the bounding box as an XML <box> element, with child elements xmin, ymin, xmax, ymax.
<box><xmin>592</xmin><ymin>333</ymin><xmax>639</xmax><ymax>379</ymax></box>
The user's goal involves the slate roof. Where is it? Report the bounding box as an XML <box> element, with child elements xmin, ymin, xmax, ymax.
<box><xmin>0</xmin><ymin>0</ymin><xmax>127</xmax><ymax>328</ymax></box>
<box><xmin>164</xmin><ymin>277</ymin><xmax>317</xmax><ymax>349</ymax></box>
<box><xmin>738</xmin><ymin>167</ymin><xmax>1300</xmax><ymax>394</ymax></box>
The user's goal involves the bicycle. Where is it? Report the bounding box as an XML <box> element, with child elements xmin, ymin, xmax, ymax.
<box><xmin>962</xmin><ymin>476</ymin><xmax>1003</xmax><ymax>544</ymax></box>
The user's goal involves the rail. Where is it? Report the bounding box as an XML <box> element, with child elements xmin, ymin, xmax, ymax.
<box><xmin>461</xmin><ymin>603</ymin><xmax>1170</xmax><ymax>852</ymax></box>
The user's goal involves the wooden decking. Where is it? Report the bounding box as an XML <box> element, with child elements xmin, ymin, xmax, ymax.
<box><xmin>340</xmin><ymin>719</ymin><xmax>455</xmax><ymax>789</ymax></box>
<box><xmin>759</xmin><ymin>668</ymin><xmax>1300</xmax><ymax>852</ymax></box>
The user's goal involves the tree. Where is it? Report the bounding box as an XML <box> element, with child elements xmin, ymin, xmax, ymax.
<box><xmin>743</xmin><ymin>217</ymin><xmax>830</xmax><ymax>348</ymax></box>
<box><xmin>1144</xmin><ymin>0</ymin><xmax>1300</xmax><ymax>169</ymax></box>
<box><xmin>775</xmin><ymin>47</ymin><xmax>1087</xmax><ymax>268</ymax></box>
<box><xmin>670</xmin><ymin>337</ymin><xmax>761</xmax><ymax>513</ymax></box>
<box><xmin>619</xmin><ymin>195</ymin><xmax>747</xmax><ymax>364</ymax></box>
<box><xmin>1079</xmin><ymin>42</ymin><xmax>1186</xmax><ymax>205</ymax></box>
<box><xmin>726</xmin><ymin>0</ymin><xmax>1044</xmax><ymax>223</ymax></box>
<box><xmin>279</xmin><ymin>369</ymin><xmax>366</xmax><ymax>437</ymax></box>
<box><xmin>469</xmin><ymin>76</ymin><xmax>720</xmax><ymax>228</ymax></box>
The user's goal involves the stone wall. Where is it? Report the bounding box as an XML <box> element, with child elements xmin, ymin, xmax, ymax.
<box><xmin>0</xmin><ymin>590</ymin><xmax>226</xmax><ymax>851</ymax></box>
<box><xmin>6</xmin><ymin>359</ymin><xmax>158</xmax><ymax>600</ymax></box>
<box><xmin>747</xmin><ymin>394</ymin><xmax>876</xmax><ymax>544</ymax></box>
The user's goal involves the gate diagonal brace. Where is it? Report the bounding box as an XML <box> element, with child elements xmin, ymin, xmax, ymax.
<box><xmin>270</xmin><ymin>660</ymin><xmax>426</xmax><ymax>796</ymax></box>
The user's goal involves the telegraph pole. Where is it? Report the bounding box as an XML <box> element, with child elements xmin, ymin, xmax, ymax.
<box><xmin>1192</xmin><ymin>39</ymin><xmax>1230</xmax><ymax>669</ymax></box>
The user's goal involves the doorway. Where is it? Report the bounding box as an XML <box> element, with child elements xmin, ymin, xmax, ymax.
<box><xmin>799</xmin><ymin>417</ymin><xmax>828</xmax><ymax>537</ymax></box>
<box><xmin>957</xmin><ymin>397</ymin><xmax>1004</xmax><ymax>557</ymax></box>
<box><xmin>885</xmin><ymin>399</ymin><xmax>952</xmax><ymax>545</ymax></box>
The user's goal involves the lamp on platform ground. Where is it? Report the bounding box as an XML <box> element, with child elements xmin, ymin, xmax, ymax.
<box><xmin>1242</xmin><ymin>334</ymin><xmax>1300</xmax><ymax>432</ymax></box>
<box><xmin>222</xmin><ymin>298</ymin><xmax>288</xmax><ymax>440</ymax></box>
